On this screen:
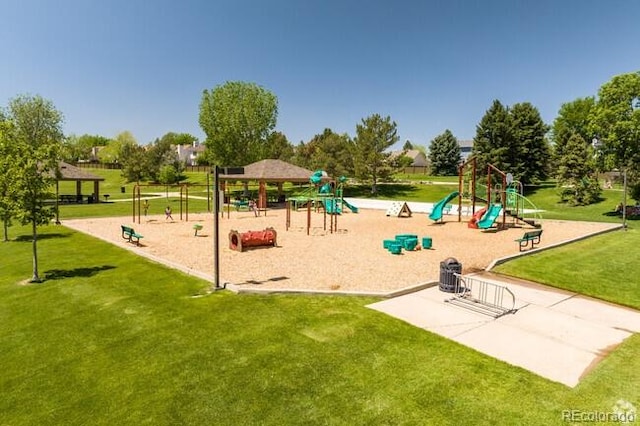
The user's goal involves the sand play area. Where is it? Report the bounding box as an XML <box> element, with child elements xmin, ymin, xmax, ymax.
<box><xmin>63</xmin><ymin>203</ymin><xmax>621</xmax><ymax>294</ymax></box>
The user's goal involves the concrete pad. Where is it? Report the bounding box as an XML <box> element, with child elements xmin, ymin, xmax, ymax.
<box><xmin>550</xmin><ymin>296</ymin><xmax>640</xmax><ymax>333</ymax></box>
<box><xmin>500</xmin><ymin>304</ymin><xmax>631</xmax><ymax>354</ymax></box>
<box><xmin>369</xmin><ymin>293</ymin><xmax>490</xmax><ymax>336</ymax></box>
<box><xmin>369</xmin><ymin>281</ymin><xmax>640</xmax><ymax>387</ymax></box>
<box><xmin>452</xmin><ymin>320</ymin><xmax>596</xmax><ymax>387</ymax></box>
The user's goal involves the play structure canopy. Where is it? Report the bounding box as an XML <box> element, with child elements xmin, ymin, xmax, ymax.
<box><xmin>219</xmin><ymin>159</ymin><xmax>322</xmax><ymax>183</ymax></box>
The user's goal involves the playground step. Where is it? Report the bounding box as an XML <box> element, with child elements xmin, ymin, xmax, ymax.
<box><xmin>505</xmin><ymin>210</ymin><xmax>540</xmax><ymax>228</ymax></box>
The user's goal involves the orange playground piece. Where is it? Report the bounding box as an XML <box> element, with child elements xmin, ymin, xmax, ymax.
<box><xmin>229</xmin><ymin>227</ymin><xmax>277</xmax><ymax>252</ymax></box>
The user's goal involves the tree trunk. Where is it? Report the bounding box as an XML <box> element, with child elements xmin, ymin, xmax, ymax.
<box><xmin>31</xmin><ymin>220</ymin><xmax>41</xmax><ymax>283</ymax></box>
<box><xmin>371</xmin><ymin>174</ymin><xmax>378</xmax><ymax>194</ymax></box>
<box><xmin>2</xmin><ymin>219</ymin><xmax>8</xmax><ymax>242</ymax></box>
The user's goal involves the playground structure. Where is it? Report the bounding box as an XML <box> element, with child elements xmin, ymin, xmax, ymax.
<box><xmin>285</xmin><ymin>172</ymin><xmax>358</xmax><ymax>235</ymax></box>
<box><xmin>428</xmin><ymin>191</ymin><xmax>459</xmax><ymax>223</ymax></box>
<box><xmin>228</xmin><ymin>227</ymin><xmax>277</xmax><ymax>252</ymax></box>
<box><xmin>132</xmin><ymin>183</ymin><xmax>193</xmax><ymax>224</ymax></box>
<box><xmin>288</xmin><ymin>172</ymin><xmax>358</xmax><ymax>215</ymax></box>
<box><xmin>457</xmin><ymin>157</ymin><xmax>542</xmax><ymax>230</ymax></box>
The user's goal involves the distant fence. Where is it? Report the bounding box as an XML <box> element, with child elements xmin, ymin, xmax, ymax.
<box><xmin>184</xmin><ymin>165</ymin><xmax>212</xmax><ymax>173</ymax></box>
<box><xmin>400</xmin><ymin>166</ymin><xmax>430</xmax><ymax>175</ymax></box>
<box><xmin>72</xmin><ymin>163</ymin><xmax>212</xmax><ymax>173</ymax></box>
<box><xmin>73</xmin><ymin>162</ymin><xmax>430</xmax><ymax>175</ymax></box>
<box><xmin>73</xmin><ymin>162</ymin><xmax>121</xmax><ymax>170</ymax></box>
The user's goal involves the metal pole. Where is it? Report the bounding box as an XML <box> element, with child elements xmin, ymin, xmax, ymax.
<box><xmin>213</xmin><ymin>166</ymin><xmax>221</xmax><ymax>289</ymax></box>
<box><xmin>206</xmin><ymin>172</ymin><xmax>210</xmax><ymax>212</ymax></box>
<box><xmin>623</xmin><ymin>169</ymin><xmax>628</xmax><ymax>230</ymax></box>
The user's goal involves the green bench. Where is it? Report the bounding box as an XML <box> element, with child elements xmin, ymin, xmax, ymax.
<box><xmin>515</xmin><ymin>229</ymin><xmax>542</xmax><ymax>251</ymax></box>
<box><xmin>121</xmin><ymin>225</ymin><xmax>144</xmax><ymax>246</ymax></box>
<box><xmin>233</xmin><ymin>200</ymin><xmax>249</xmax><ymax>211</ymax></box>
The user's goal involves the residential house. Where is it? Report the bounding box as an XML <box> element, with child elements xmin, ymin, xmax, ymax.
<box><xmin>390</xmin><ymin>149</ymin><xmax>428</xmax><ymax>167</ymax></box>
<box><xmin>458</xmin><ymin>139</ymin><xmax>474</xmax><ymax>161</ymax></box>
<box><xmin>176</xmin><ymin>142</ymin><xmax>206</xmax><ymax>166</ymax></box>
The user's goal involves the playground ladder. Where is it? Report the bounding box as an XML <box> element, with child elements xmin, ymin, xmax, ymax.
<box><xmin>446</xmin><ymin>274</ymin><xmax>517</xmax><ymax>318</ymax></box>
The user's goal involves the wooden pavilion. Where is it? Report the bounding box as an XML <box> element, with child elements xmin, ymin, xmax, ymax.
<box><xmin>219</xmin><ymin>159</ymin><xmax>321</xmax><ymax>208</ymax></box>
<box><xmin>55</xmin><ymin>162</ymin><xmax>105</xmax><ymax>204</ymax></box>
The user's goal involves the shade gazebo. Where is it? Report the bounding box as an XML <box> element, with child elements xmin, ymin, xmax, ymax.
<box><xmin>220</xmin><ymin>159</ymin><xmax>320</xmax><ymax>208</ymax></box>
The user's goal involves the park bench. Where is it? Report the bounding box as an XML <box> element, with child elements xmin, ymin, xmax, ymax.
<box><xmin>515</xmin><ymin>229</ymin><xmax>543</xmax><ymax>251</ymax></box>
<box><xmin>233</xmin><ymin>200</ymin><xmax>249</xmax><ymax>211</ymax></box>
<box><xmin>121</xmin><ymin>225</ymin><xmax>144</xmax><ymax>246</ymax></box>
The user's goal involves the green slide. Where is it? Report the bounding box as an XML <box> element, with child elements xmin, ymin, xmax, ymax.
<box><xmin>342</xmin><ymin>199</ymin><xmax>358</xmax><ymax>213</ymax></box>
<box><xmin>477</xmin><ymin>203</ymin><xmax>502</xmax><ymax>229</ymax></box>
<box><xmin>429</xmin><ymin>191</ymin><xmax>459</xmax><ymax>221</ymax></box>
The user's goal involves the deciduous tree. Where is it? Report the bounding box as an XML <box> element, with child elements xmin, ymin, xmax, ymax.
<box><xmin>62</xmin><ymin>133</ymin><xmax>111</xmax><ymax>162</ymax></box>
<box><xmin>551</xmin><ymin>97</ymin><xmax>595</xmax><ymax>159</ymax></box>
<box><xmin>293</xmin><ymin>129</ymin><xmax>354</xmax><ymax>178</ymax></box>
<box><xmin>98</xmin><ymin>131</ymin><xmax>137</xmax><ymax>164</ymax></box>
<box><xmin>199</xmin><ymin>81</ymin><xmax>278</xmax><ymax>166</ymax></box>
<box><xmin>556</xmin><ymin>133</ymin><xmax>600</xmax><ymax>205</ymax></box>
<box><xmin>0</xmin><ymin>116</ymin><xmax>17</xmax><ymax>241</ymax></box>
<box><xmin>264</xmin><ymin>131</ymin><xmax>294</xmax><ymax>162</ymax></box>
<box><xmin>590</xmin><ymin>71</ymin><xmax>640</xmax><ymax>175</ymax></box>
<box><xmin>5</xmin><ymin>94</ymin><xmax>64</xmax><ymax>282</ymax></box>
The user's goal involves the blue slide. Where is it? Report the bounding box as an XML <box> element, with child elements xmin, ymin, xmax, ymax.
<box><xmin>477</xmin><ymin>203</ymin><xmax>502</xmax><ymax>229</ymax></box>
<box><xmin>429</xmin><ymin>191</ymin><xmax>459</xmax><ymax>221</ymax></box>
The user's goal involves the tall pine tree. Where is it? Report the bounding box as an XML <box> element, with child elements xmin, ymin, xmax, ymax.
<box><xmin>428</xmin><ymin>129</ymin><xmax>461</xmax><ymax>175</ymax></box>
<box><xmin>511</xmin><ymin>102</ymin><xmax>550</xmax><ymax>183</ymax></box>
<box><xmin>473</xmin><ymin>99</ymin><xmax>550</xmax><ymax>184</ymax></box>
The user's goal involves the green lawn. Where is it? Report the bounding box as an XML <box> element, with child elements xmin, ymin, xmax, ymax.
<box><xmin>4</xmin><ymin>167</ymin><xmax>636</xmax><ymax>423</ymax></box>
<box><xmin>523</xmin><ymin>182</ymin><xmax>628</xmax><ymax>223</ymax></box>
<box><xmin>344</xmin><ymin>182</ymin><xmax>458</xmax><ymax>202</ymax></box>
<box><xmin>493</xmin><ymin>227</ymin><xmax>640</xmax><ymax>309</ymax></box>
<box><xmin>2</xmin><ymin>224</ymin><xmax>639</xmax><ymax>425</ymax></box>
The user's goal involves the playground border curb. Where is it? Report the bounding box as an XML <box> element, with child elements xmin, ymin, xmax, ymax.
<box><xmin>486</xmin><ymin>223</ymin><xmax>624</xmax><ymax>271</ymax></box>
<box><xmin>225</xmin><ymin>281</ymin><xmax>438</xmax><ymax>298</ymax></box>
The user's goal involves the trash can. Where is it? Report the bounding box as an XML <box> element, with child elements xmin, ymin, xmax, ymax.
<box><xmin>120</xmin><ymin>186</ymin><xmax>125</xmax><ymax>193</ymax></box>
<box><xmin>439</xmin><ymin>257</ymin><xmax>462</xmax><ymax>292</ymax></box>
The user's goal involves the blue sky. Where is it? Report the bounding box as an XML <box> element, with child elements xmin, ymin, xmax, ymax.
<box><xmin>1</xmin><ymin>1</ymin><xmax>638</xmax><ymax>149</ymax></box>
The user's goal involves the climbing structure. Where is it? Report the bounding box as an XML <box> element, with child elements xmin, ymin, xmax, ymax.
<box><xmin>458</xmin><ymin>156</ymin><xmax>542</xmax><ymax>229</ymax></box>
<box><xmin>386</xmin><ymin>202</ymin><xmax>412</xmax><ymax>217</ymax></box>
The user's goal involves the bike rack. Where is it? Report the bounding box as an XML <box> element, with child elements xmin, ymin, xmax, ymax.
<box><xmin>446</xmin><ymin>273</ymin><xmax>517</xmax><ymax>318</ymax></box>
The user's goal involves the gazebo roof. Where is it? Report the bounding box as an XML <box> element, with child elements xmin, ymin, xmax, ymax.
<box><xmin>220</xmin><ymin>159</ymin><xmax>319</xmax><ymax>183</ymax></box>
<box><xmin>57</xmin><ymin>162</ymin><xmax>105</xmax><ymax>182</ymax></box>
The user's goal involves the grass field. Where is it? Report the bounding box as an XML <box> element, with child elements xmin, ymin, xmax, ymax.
<box><xmin>1</xmin><ymin>224</ymin><xmax>639</xmax><ymax>425</ymax></box>
<box><xmin>2</xmin><ymin>168</ymin><xmax>637</xmax><ymax>424</ymax></box>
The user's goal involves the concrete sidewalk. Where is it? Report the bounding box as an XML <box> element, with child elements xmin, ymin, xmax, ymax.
<box><xmin>368</xmin><ymin>275</ymin><xmax>640</xmax><ymax>387</ymax></box>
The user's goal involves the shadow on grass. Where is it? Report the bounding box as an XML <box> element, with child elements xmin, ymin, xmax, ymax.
<box><xmin>344</xmin><ymin>183</ymin><xmax>419</xmax><ymax>199</ymax></box>
<box><xmin>44</xmin><ymin>265</ymin><xmax>116</xmax><ymax>280</ymax></box>
<box><xmin>602</xmin><ymin>211</ymin><xmax>640</xmax><ymax>220</ymax></box>
<box><xmin>14</xmin><ymin>233</ymin><xmax>69</xmax><ymax>242</ymax></box>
